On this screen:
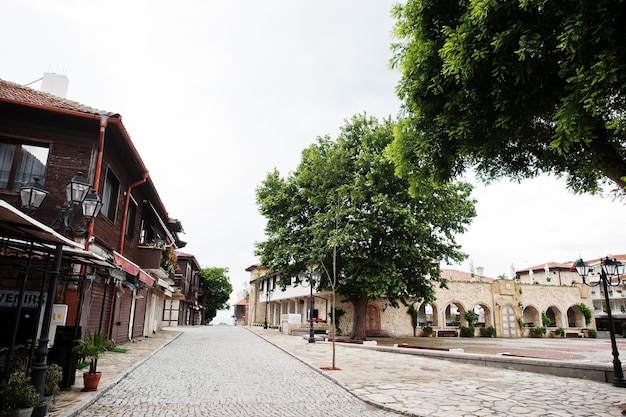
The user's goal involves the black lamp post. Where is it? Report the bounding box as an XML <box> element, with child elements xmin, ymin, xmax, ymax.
<box><xmin>572</xmin><ymin>256</ymin><xmax>626</xmax><ymax>388</ymax></box>
<box><xmin>263</xmin><ymin>284</ymin><xmax>273</xmax><ymax>329</ymax></box>
<box><xmin>20</xmin><ymin>173</ymin><xmax>102</xmax><ymax>401</ymax></box>
<box><xmin>298</xmin><ymin>264</ymin><xmax>321</xmax><ymax>344</ymax></box>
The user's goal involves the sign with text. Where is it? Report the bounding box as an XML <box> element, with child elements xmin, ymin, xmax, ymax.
<box><xmin>0</xmin><ymin>290</ymin><xmax>46</xmax><ymax>309</ymax></box>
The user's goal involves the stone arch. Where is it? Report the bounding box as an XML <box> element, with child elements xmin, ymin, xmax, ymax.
<box><xmin>444</xmin><ymin>302</ymin><xmax>466</xmax><ymax>327</ymax></box>
<box><xmin>545</xmin><ymin>306</ymin><xmax>562</xmax><ymax>328</ymax></box>
<box><xmin>567</xmin><ymin>306</ymin><xmax>586</xmax><ymax>328</ymax></box>
<box><xmin>472</xmin><ymin>303</ymin><xmax>492</xmax><ymax>328</ymax></box>
<box><xmin>522</xmin><ymin>305</ymin><xmax>540</xmax><ymax>328</ymax></box>
<box><xmin>418</xmin><ymin>303</ymin><xmax>438</xmax><ymax>327</ymax></box>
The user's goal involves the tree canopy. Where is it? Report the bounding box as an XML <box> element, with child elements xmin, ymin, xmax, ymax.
<box><xmin>255</xmin><ymin>114</ymin><xmax>476</xmax><ymax>339</ymax></box>
<box><xmin>201</xmin><ymin>267</ymin><xmax>233</xmax><ymax>322</ymax></box>
<box><xmin>388</xmin><ymin>0</ymin><xmax>626</xmax><ymax>194</ymax></box>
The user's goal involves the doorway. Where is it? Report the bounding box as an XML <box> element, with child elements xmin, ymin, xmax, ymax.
<box><xmin>501</xmin><ymin>305</ymin><xmax>518</xmax><ymax>338</ymax></box>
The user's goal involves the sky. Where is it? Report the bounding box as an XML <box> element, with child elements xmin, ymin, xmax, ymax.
<box><xmin>3</xmin><ymin>1</ymin><xmax>626</xmax><ymax>322</ymax></box>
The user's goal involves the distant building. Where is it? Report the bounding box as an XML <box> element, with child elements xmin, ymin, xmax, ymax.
<box><xmin>244</xmin><ymin>260</ymin><xmax>597</xmax><ymax>338</ymax></box>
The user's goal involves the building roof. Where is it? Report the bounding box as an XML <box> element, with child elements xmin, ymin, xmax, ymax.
<box><xmin>518</xmin><ymin>262</ymin><xmax>573</xmax><ymax>273</ymax></box>
<box><xmin>1</xmin><ymin>77</ymin><xmax>186</xmax><ymax>249</ymax></box>
<box><xmin>519</xmin><ymin>255</ymin><xmax>626</xmax><ymax>272</ymax></box>
<box><xmin>0</xmin><ymin>78</ymin><xmax>117</xmax><ymax>117</ymax></box>
<box><xmin>440</xmin><ymin>268</ymin><xmax>495</xmax><ymax>282</ymax></box>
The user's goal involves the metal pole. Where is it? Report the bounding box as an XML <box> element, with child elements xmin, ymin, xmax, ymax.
<box><xmin>309</xmin><ymin>277</ymin><xmax>315</xmax><ymax>343</ymax></box>
<box><xmin>601</xmin><ymin>270</ymin><xmax>626</xmax><ymax>387</ymax></box>
<box><xmin>264</xmin><ymin>289</ymin><xmax>268</xmax><ymax>329</ymax></box>
<box><xmin>30</xmin><ymin>235</ymin><xmax>64</xmax><ymax>400</ymax></box>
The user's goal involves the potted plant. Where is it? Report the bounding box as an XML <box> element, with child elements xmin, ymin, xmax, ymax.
<box><xmin>422</xmin><ymin>326</ymin><xmax>433</xmax><ymax>337</ymax></box>
<box><xmin>45</xmin><ymin>363</ymin><xmax>63</xmax><ymax>401</ymax></box>
<box><xmin>72</xmin><ymin>330</ymin><xmax>116</xmax><ymax>391</ymax></box>
<box><xmin>0</xmin><ymin>370</ymin><xmax>40</xmax><ymax>417</ymax></box>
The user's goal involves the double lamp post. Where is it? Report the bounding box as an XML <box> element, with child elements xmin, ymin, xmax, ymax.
<box><xmin>20</xmin><ymin>173</ymin><xmax>103</xmax><ymax>400</ymax></box>
<box><xmin>572</xmin><ymin>256</ymin><xmax>626</xmax><ymax>388</ymax></box>
<box><xmin>298</xmin><ymin>264</ymin><xmax>321</xmax><ymax>344</ymax></box>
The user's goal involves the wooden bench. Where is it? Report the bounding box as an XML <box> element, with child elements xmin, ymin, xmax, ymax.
<box><xmin>566</xmin><ymin>332</ymin><xmax>582</xmax><ymax>338</ymax></box>
<box><xmin>436</xmin><ymin>329</ymin><xmax>459</xmax><ymax>337</ymax></box>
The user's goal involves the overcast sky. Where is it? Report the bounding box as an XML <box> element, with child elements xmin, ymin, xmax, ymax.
<box><xmin>3</xmin><ymin>1</ymin><xmax>626</xmax><ymax>312</ymax></box>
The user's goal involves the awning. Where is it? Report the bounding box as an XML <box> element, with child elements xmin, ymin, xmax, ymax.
<box><xmin>0</xmin><ymin>199</ymin><xmax>82</xmax><ymax>248</ymax></box>
<box><xmin>113</xmin><ymin>251</ymin><xmax>140</xmax><ymax>275</ymax></box>
<box><xmin>0</xmin><ymin>199</ymin><xmax>114</xmax><ymax>267</ymax></box>
<box><xmin>113</xmin><ymin>251</ymin><xmax>155</xmax><ymax>287</ymax></box>
<box><xmin>138</xmin><ymin>269</ymin><xmax>155</xmax><ymax>287</ymax></box>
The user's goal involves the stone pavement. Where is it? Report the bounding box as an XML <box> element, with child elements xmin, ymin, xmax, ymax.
<box><xmin>54</xmin><ymin>326</ymin><xmax>399</xmax><ymax>417</ymax></box>
<box><xmin>47</xmin><ymin>329</ymin><xmax>181</xmax><ymax>417</ymax></box>
<box><xmin>47</xmin><ymin>326</ymin><xmax>626</xmax><ymax>417</ymax></box>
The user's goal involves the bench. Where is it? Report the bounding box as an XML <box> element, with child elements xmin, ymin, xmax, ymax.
<box><xmin>566</xmin><ymin>332</ymin><xmax>582</xmax><ymax>338</ymax></box>
<box><xmin>436</xmin><ymin>329</ymin><xmax>459</xmax><ymax>337</ymax></box>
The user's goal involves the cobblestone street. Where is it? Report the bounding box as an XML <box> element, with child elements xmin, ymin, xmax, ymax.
<box><xmin>76</xmin><ymin>326</ymin><xmax>401</xmax><ymax>417</ymax></box>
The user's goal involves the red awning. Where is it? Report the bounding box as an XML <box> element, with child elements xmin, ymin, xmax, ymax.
<box><xmin>113</xmin><ymin>251</ymin><xmax>140</xmax><ymax>275</ymax></box>
<box><xmin>138</xmin><ymin>269</ymin><xmax>155</xmax><ymax>287</ymax></box>
<box><xmin>113</xmin><ymin>251</ymin><xmax>154</xmax><ymax>287</ymax></box>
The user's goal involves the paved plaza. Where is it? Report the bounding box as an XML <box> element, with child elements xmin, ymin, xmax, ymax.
<box><xmin>48</xmin><ymin>326</ymin><xmax>626</xmax><ymax>417</ymax></box>
<box><xmin>71</xmin><ymin>326</ymin><xmax>400</xmax><ymax>417</ymax></box>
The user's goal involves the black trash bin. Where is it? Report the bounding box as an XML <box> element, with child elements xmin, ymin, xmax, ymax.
<box><xmin>47</xmin><ymin>325</ymin><xmax>81</xmax><ymax>389</ymax></box>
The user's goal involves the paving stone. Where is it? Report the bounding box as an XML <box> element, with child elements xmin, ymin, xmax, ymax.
<box><xmin>47</xmin><ymin>326</ymin><xmax>626</xmax><ymax>417</ymax></box>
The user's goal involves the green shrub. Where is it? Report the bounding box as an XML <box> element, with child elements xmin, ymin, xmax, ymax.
<box><xmin>422</xmin><ymin>326</ymin><xmax>433</xmax><ymax>336</ymax></box>
<box><xmin>574</xmin><ymin>303</ymin><xmax>593</xmax><ymax>325</ymax></box>
<box><xmin>529</xmin><ymin>327</ymin><xmax>547</xmax><ymax>337</ymax></box>
<box><xmin>587</xmin><ymin>328</ymin><xmax>597</xmax><ymax>338</ymax></box>
<box><xmin>0</xmin><ymin>370</ymin><xmax>39</xmax><ymax>410</ymax></box>
<box><xmin>479</xmin><ymin>326</ymin><xmax>496</xmax><ymax>337</ymax></box>
<box><xmin>555</xmin><ymin>328</ymin><xmax>565</xmax><ymax>337</ymax></box>
<box><xmin>45</xmin><ymin>363</ymin><xmax>63</xmax><ymax>396</ymax></box>
<box><xmin>459</xmin><ymin>326</ymin><xmax>475</xmax><ymax>337</ymax></box>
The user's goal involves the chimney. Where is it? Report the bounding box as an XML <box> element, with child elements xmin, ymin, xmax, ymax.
<box><xmin>476</xmin><ymin>266</ymin><xmax>484</xmax><ymax>280</ymax></box>
<box><xmin>40</xmin><ymin>72</ymin><xmax>69</xmax><ymax>98</ymax></box>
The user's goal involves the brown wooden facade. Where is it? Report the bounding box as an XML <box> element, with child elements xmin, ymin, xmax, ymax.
<box><xmin>0</xmin><ymin>79</ymin><xmax>201</xmax><ymax>385</ymax></box>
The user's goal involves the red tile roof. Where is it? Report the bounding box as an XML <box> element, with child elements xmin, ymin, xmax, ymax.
<box><xmin>0</xmin><ymin>78</ymin><xmax>117</xmax><ymax>117</ymax></box>
<box><xmin>440</xmin><ymin>269</ymin><xmax>495</xmax><ymax>282</ymax></box>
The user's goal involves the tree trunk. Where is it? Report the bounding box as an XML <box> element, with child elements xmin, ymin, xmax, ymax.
<box><xmin>350</xmin><ymin>294</ymin><xmax>369</xmax><ymax>340</ymax></box>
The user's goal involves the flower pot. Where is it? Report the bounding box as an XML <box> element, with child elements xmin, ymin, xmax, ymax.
<box><xmin>10</xmin><ymin>408</ymin><xmax>35</xmax><ymax>417</ymax></box>
<box><xmin>82</xmin><ymin>372</ymin><xmax>102</xmax><ymax>392</ymax></box>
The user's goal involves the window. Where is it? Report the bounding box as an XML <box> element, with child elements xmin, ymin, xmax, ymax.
<box><xmin>101</xmin><ymin>167</ymin><xmax>120</xmax><ymax>222</ymax></box>
<box><xmin>0</xmin><ymin>142</ymin><xmax>49</xmax><ymax>191</ymax></box>
<box><xmin>125</xmin><ymin>197</ymin><xmax>137</xmax><ymax>238</ymax></box>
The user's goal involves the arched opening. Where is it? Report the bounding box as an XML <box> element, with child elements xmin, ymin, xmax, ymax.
<box><xmin>567</xmin><ymin>306</ymin><xmax>585</xmax><ymax>328</ymax></box>
<box><xmin>472</xmin><ymin>304</ymin><xmax>492</xmax><ymax>327</ymax></box>
<box><xmin>522</xmin><ymin>306</ymin><xmax>540</xmax><ymax>328</ymax></box>
<box><xmin>418</xmin><ymin>303</ymin><xmax>435</xmax><ymax>327</ymax></box>
<box><xmin>445</xmin><ymin>302</ymin><xmax>465</xmax><ymax>327</ymax></box>
<box><xmin>500</xmin><ymin>305</ymin><xmax>519</xmax><ymax>337</ymax></box>
<box><xmin>545</xmin><ymin>306</ymin><xmax>561</xmax><ymax>328</ymax></box>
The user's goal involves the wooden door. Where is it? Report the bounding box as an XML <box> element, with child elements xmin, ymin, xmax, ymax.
<box><xmin>366</xmin><ymin>305</ymin><xmax>380</xmax><ymax>330</ymax></box>
<box><xmin>501</xmin><ymin>305</ymin><xmax>518</xmax><ymax>338</ymax></box>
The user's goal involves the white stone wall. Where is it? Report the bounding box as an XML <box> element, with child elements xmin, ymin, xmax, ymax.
<box><xmin>245</xmin><ymin>264</ymin><xmax>594</xmax><ymax>338</ymax></box>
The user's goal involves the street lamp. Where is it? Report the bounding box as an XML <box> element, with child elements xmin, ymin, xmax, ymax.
<box><xmin>298</xmin><ymin>263</ymin><xmax>321</xmax><ymax>343</ymax></box>
<box><xmin>572</xmin><ymin>256</ymin><xmax>626</xmax><ymax>387</ymax></box>
<box><xmin>20</xmin><ymin>173</ymin><xmax>102</xmax><ymax>400</ymax></box>
<box><xmin>263</xmin><ymin>284</ymin><xmax>274</xmax><ymax>329</ymax></box>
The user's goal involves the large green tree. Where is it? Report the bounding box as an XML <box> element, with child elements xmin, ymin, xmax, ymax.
<box><xmin>388</xmin><ymin>0</ymin><xmax>626</xmax><ymax>194</ymax></box>
<box><xmin>201</xmin><ymin>267</ymin><xmax>233</xmax><ymax>322</ymax></box>
<box><xmin>255</xmin><ymin>114</ymin><xmax>476</xmax><ymax>340</ymax></box>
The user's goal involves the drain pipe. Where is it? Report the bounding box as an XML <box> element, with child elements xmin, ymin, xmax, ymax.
<box><xmin>85</xmin><ymin>115</ymin><xmax>108</xmax><ymax>250</ymax></box>
<box><xmin>118</xmin><ymin>173</ymin><xmax>149</xmax><ymax>254</ymax></box>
